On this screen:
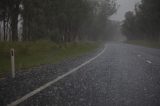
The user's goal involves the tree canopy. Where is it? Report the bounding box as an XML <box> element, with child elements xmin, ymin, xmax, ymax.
<box><xmin>0</xmin><ymin>0</ymin><xmax>117</xmax><ymax>42</ymax></box>
<box><xmin>122</xmin><ymin>0</ymin><xmax>160</xmax><ymax>41</ymax></box>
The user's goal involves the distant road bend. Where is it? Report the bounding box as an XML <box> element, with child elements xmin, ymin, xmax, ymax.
<box><xmin>1</xmin><ymin>43</ymin><xmax>160</xmax><ymax>106</ymax></box>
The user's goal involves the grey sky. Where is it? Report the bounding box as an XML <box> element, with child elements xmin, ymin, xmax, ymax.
<box><xmin>110</xmin><ymin>0</ymin><xmax>141</xmax><ymax>21</ymax></box>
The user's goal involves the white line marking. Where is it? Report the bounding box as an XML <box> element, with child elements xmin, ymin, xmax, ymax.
<box><xmin>7</xmin><ymin>46</ymin><xmax>106</xmax><ymax>106</ymax></box>
<box><xmin>146</xmin><ymin>60</ymin><xmax>152</xmax><ymax>64</ymax></box>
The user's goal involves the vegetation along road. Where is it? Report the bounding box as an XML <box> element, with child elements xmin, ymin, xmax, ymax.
<box><xmin>0</xmin><ymin>0</ymin><xmax>160</xmax><ymax>105</ymax></box>
<box><xmin>0</xmin><ymin>43</ymin><xmax>160</xmax><ymax>106</ymax></box>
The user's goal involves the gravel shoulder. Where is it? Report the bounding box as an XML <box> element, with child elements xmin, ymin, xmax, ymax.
<box><xmin>21</xmin><ymin>43</ymin><xmax>160</xmax><ymax>106</ymax></box>
<box><xmin>0</xmin><ymin>47</ymin><xmax>103</xmax><ymax>106</ymax></box>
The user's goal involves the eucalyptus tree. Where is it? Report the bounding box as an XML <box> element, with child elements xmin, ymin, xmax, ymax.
<box><xmin>0</xmin><ymin>0</ymin><xmax>22</xmax><ymax>41</ymax></box>
<box><xmin>86</xmin><ymin>0</ymin><xmax>117</xmax><ymax>41</ymax></box>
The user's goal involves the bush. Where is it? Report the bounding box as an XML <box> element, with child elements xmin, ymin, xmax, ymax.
<box><xmin>0</xmin><ymin>40</ymin><xmax>58</xmax><ymax>56</ymax></box>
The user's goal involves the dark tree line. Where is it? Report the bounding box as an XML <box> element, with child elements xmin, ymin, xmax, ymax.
<box><xmin>122</xmin><ymin>0</ymin><xmax>160</xmax><ymax>41</ymax></box>
<box><xmin>0</xmin><ymin>0</ymin><xmax>116</xmax><ymax>42</ymax></box>
<box><xmin>0</xmin><ymin>0</ymin><xmax>21</xmax><ymax>41</ymax></box>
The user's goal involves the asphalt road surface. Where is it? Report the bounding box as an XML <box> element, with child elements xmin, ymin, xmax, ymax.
<box><xmin>1</xmin><ymin>43</ymin><xmax>160</xmax><ymax>106</ymax></box>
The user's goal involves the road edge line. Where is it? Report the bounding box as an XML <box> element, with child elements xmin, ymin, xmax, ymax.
<box><xmin>7</xmin><ymin>46</ymin><xmax>106</xmax><ymax>106</ymax></box>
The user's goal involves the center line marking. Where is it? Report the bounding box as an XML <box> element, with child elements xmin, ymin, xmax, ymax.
<box><xmin>146</xmin><ymin>60</ymin><xmax>152</xmax><ymax>64</ymax></box>
<box><xmin>7</xmin><ymin>46</ymin><xmax>106</xmax><ymax>106</ymax></box>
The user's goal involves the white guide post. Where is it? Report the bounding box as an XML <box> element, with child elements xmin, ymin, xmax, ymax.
<box><xmin>11</xmin><ymin>48</ymin><xmax>15</xmax><ymax>78</ymax></box>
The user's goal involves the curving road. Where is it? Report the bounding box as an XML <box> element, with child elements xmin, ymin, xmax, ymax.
<box><xmin>1</xmin><ymin>43</ymin><xmax>160</xmax><ymax>106</ymax></box>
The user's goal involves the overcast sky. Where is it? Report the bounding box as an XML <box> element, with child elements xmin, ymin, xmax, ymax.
<box><xmin>110</xmin><ymin>0</ymin><xmax>141</xmax><ymax>21</ymax></box>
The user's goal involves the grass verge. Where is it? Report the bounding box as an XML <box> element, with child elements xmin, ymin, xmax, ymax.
<box><xmin>0</xmin><ymin>41</ymin><xmax>100</xmax><ymax>77</ymax></box>
<box><xmin>127</xmin><ymin>40</ymin><xmax>160</xmax><ymax>49</ymax></box>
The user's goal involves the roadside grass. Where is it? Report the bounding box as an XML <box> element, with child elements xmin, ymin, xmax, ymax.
<box><xmin>0</xmin><ymin>40</ymin><xmax>99</xmax><ymax>77</ymax></box>
<box><xmin>127</xmin><ymin>40</ymin><xmax>160</xmax><ymax>49</ymax></box>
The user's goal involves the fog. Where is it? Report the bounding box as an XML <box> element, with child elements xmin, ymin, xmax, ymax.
<box><xmin>111</xmin><ymin>0</ymin><xmax>141</xmax><ymax>21</ymax></box>
<box><xmin>107</xmin><ymin>0</ymin><xmax>141</xmax><ymax>41</ymax></box>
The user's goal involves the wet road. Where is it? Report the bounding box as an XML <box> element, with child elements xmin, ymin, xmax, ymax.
<box><xmin>3</xmin><ymin>43</ymin><xmax>160</xmax><ymax>106</ymax></box>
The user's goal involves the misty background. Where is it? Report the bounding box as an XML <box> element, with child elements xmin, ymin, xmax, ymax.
<box><xmin>111</xmin><ymin>0</ymin><xmax>141</xmax><ymax>21</ymax></box>
<box><xmin>0</xmin><ymin>0</ymin><xmax>160</xmax><ymax>43</ymax></box>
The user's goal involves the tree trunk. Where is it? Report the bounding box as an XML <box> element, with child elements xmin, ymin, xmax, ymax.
<box><xmin>11</xmin><ymin>16</ymin><xmax>18</xmax><ymax>41</ymax></box>
<box><xmin>3</xmin><ymin>20</ymin><xmax>6</xmax><ymax>41</ymax></box>
<box><xmin>11</xmin><ymin>1</ymin><xmax>21</xmax><ymax>41</ymax></box>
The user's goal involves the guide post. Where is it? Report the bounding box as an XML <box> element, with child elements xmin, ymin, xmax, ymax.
<box><xmin>11</xmin><ymin>49</ymin><xmax>15</xmax><ymax>78</ymax></box>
